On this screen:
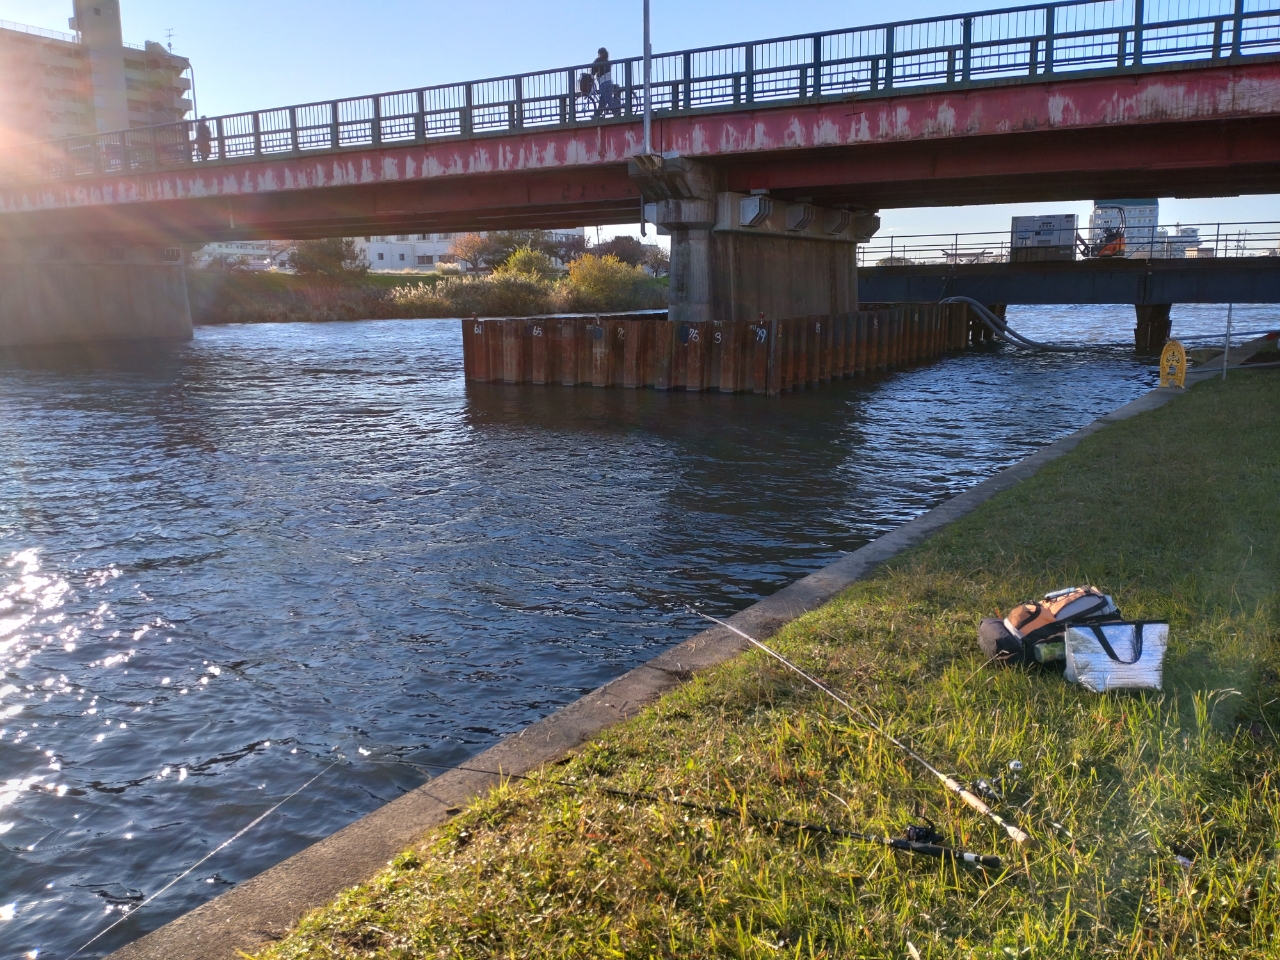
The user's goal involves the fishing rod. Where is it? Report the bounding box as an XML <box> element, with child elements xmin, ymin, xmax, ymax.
<box><xmin>693</xmin><ymin>611</ymin><xmax>1035</xmax><ymax>848</ymax></box>
<box><xmin>68</xmin><ymin>759</ymin><xmax>341</xmax><ymax>959</ymax></box>
<box><xmin>378</xmin><ymin>756</ymin><xmax>1003</xmax><ymax>870</ymax></box>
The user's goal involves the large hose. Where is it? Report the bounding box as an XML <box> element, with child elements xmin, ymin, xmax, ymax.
<box><xmin>941</xmin><ymin>296</ymin><xmax>1091</xmax><ymax>353</ymax></box>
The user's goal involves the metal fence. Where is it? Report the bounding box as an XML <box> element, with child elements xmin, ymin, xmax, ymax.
<box><xmin>858</xmin><ymin>221</ymin><xmax>1280</xmax><ymax>265</ymax></box>
<box><xmin>7</xmin><ymin>0</ymin><xmax>1280</xmax><ymax>184</ymax></box>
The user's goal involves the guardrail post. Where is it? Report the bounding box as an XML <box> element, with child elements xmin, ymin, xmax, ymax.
<box><xmin>1231</xmin><ymin>0</ymin><xmax>1245</xmax><ymax>57</ymax></box>
<box><xmin>415</xmin><ymin>90</ymin><xmax>426</xmax><ymax>142</ymax></box>
<box><xmin>289</xmin><ymin>106</ymin><xmax>299</xmax><ymax>154</ymax></box>
<box><xmin>514</xmin><ymin>77</ymin><xmax>525</xmax><ymax>129</ymax></box>
<box><xmin>252</xmin><ymin>111</ymin><xmax>262</xmax><ymax>157</ymax></box>
<box><xmin>216</xmin><ymin>116</ymin><xmax>226</xmax><ymax>159</ymax></box>
<box><xmin>947</xmin><ymin>48</ymin><xmax>957</xmax><ymax>83</ymax></box>
<box><xmin>745</xmin><ymin>43</ymin><xmax>755</xmax><ymax>102</ymax></box>
<box><xmin>1030</xmin><ymin>38</ymin><xmax>1041</xmax><ymax>75</ymax></box>
<box><xmin>812</xmin><ymin>35</ymin><xmax>823</xmax><ymax>98</ymax></box>
<box><xmin>462</xmin><ymin>84</ymin><xmax>474</xmax><ymax>136</ymax></box>
<box><xmin>624</xmin><ymin>60</ymin><xmax>634</xmax><ymax>116</ymax></box>
<box><xmin>884</xmin><ymin>26</ymin><xmax>895</xmax><ymax>89</ymax></box>
<box><xmin>1044</xmin><ymin>4</ymin><xmax>1056</xmax><ymax>73</ymax></box>
<box><xmin>565</xmin><ymin>70</ymin><xmax>576</xmax><ymax>126</ymax></box>
<box><xmin>1133</xmin><ymin>0</ymin><xmax>1144</xmax><ymax>65</ymax></box>
<box><xmin>1213</xmin><ymin>19</ymin><xmax>1224</xmax><ymax>59</ymax></box>
<box><xmin>1117</xmin><ymin>27</ymin><xmax>1129</xmax><ymax>67</ymax></box>
<box><xmin>372</xmin><ymin>96</ymin><xmax>382</xmax><ymax>146</ymax></box>
<box><xmin>329</xmin><ymin>102</ymin><xmax>340</xmax><ymax>150</ymax></box>
<box><xmin>683</xmin><ymin>51</ymin><xmax>693</xmax><ymax>109</ymax></box>
<box><xmin>962</xmin><ymin>17</ymin><xmax>972</xmax><ymax>82</ymax></box>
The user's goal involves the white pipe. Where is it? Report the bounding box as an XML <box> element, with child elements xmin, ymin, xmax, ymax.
<box><xmin>643</xmin><ymin>0</ymin><xmax>653</xmax><ymax>155</ymax></box>
<box><xmin>940</xmin><ymin>297</ymin><xmax>1090</xmax><ymax>353</ymax></box>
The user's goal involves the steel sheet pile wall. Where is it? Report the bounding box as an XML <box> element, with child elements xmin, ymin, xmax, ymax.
<box><xmin>462</xmin><ymin>305</ymin><xmax>968</xmax><ymax>395</ymax></box>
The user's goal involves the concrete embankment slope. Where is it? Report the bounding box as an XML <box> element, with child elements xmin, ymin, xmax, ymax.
<box><xmin>110</xmin><ymin>385</ymin><xmax>1194</xmax><ymax>960</ymax></box>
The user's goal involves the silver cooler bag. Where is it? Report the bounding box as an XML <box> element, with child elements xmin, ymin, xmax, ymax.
<box><xmin>1064</xmin><ymin>622</ymin><xmax>1168</xmax><ymax>693</ymax></box>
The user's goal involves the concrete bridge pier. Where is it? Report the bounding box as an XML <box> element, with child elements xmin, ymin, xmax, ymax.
<box><xmin>631</xmin><ymin>157</ymin><xmax>878</xmax><ymax>324</ymax></box>
<box><xmin>1134</xmin><ymin>304</ymin><xmax>1173</xmax><ymax>353</ymax></box>
<box><xmin>0</xmin><ymin>238</ymin><xmax>192</xmax><ymax>349</ymax></box>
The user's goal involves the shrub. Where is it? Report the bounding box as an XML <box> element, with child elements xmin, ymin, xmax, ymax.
<box><xmin>390</xmin><ymin>273</ymin><xmax>553</xmax><ymax>318</ymax></box>
<box><xmin>498</xmin><ymin>246</ymin><xmax>558</xmax><ymax>279</ymax></box>
<box><xmin>286</xmin><ymin>238</ymin><xmax>369</xmax><ymax>278</ymax></box>
<box><xmin>555</xmin><ymin>254</ymin><xmax>667</xmax><ymax>312</ymax></box>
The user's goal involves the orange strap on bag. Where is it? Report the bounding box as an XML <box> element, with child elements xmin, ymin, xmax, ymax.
<box><xmin>1003</xmin><ymin>586</ymin><xmax>1117</xmax><ymax>644</ymax></box>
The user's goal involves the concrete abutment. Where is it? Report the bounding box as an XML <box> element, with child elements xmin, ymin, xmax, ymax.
<box><xmin>0</xmin><ymin>240</ymin><xmax>192</xmax><ymax>349</ymax></box>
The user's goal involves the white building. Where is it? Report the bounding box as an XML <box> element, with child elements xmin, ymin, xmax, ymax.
<box><xmin>357</xmin><ymin>230</ymin><xmax>585</xmax><ymax>273</ymax></box>
<box><xmin>191</xmin><ymin>240</ymin><xmax>291</xmax><ymax>271</ymax></box>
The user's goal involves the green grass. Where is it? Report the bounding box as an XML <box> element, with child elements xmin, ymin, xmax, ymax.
<box><xmin>258</xmin><ymin>371</ymin><xmax>1280</xmax><ymax>959</ymax></box>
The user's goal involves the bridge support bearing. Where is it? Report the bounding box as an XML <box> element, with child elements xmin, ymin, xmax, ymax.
<box><xmin>0</xmin><ymin>239</ymin><xmax>192</xmax><ymax>349</ymax></box>
<box><xmin>1134</xmin><ymin>304</ymin><xmax>1173</xmax><ymax>353</ymax></box>
<box><xmin>631</xmin><ymin>157</ymin><xmax>878</xmax><ymax>325</ymax></box>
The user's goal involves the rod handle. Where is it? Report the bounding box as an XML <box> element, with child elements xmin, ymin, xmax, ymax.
<box><xmin>946</xmin><ymin>777</ymin><xmax>1035</xmax><ymax>847</ymax></box>
<box><xmin>887</xmin><ymin>838</ymin><xmax>1003</xmax><ymax>869</ymax></box>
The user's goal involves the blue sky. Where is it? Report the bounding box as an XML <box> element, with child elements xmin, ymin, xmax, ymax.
<box><xmin>4</xmin><ymin>0</ymin><xmax>1276</xmax><ymax>237</ymax></box>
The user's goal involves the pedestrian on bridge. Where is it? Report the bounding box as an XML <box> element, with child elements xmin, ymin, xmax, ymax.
<box><xmin>195</xmin><ymin>117</ymin><xmax>213</xmax><ymax>162</ymax></box>
<box><xmin>592</xmin><ymin>48</ymin><xmax>620</xmax><ymax>119</ymax></box>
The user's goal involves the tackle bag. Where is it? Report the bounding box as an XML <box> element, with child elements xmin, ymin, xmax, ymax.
<box><xmin>978</xmin><ymin>586</ymin><xmax>1120</xmax><ymax>666</ymax></box>
<box><xmin>1064</xmin><ymin>622</ymin><xmax>1168</xmax><ymax>692</ymax></box>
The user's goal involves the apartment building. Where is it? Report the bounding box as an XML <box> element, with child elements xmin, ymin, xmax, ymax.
<box><xmin>0</xmin><ymin>1</ymin><xmax>191</xmax><ymax>150</ymax></box>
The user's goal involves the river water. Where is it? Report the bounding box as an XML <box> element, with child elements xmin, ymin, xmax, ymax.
<box><xmin>0</xmin><ymin>303</ymin><xmax>1270</xmax><ymax>958</ymax></box>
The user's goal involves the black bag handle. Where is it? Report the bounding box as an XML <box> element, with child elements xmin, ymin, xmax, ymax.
<box><xmin>1087</xmin><ymin>623</ymin><xmax>1145</xmax><ymax>665</ymax></box>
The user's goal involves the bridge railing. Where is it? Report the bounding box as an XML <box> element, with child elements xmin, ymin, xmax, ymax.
<box><xmin>858</xmin><ymin>222</ymin><xmax>1280</xmax><ymax>265</ymax></box>
<box><xmin>6</xmin><ymin>0</ymin><xmax>1280</xmax><ymax>185</ymax></box>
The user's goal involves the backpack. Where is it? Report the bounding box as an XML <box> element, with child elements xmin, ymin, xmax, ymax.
<box><xmin>579</xmin><ymin>72</ymin><xmax>596</xmax><ymax>96</ymax></box>
<box><xmin>978</xmin><ymin>586</ymin><xmax>1120</xmax><ymax>666</ymax></box>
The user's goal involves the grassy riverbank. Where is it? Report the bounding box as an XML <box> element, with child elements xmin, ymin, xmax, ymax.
<box><xmin>259</xmin><ymin>371</ymin><xmax>1279</xmax><ymax>959</ymax></box>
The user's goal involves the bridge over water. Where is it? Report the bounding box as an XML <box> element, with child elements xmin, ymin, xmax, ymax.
<box><xmin>4</xmin><ymin>0</ymin><xmax>1280</xmax><ymax>347</ymax></box>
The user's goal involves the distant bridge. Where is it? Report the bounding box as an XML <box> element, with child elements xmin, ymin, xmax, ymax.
<box><xmin>859</xmin><ymin>255</ymin><xmax>1280</xmax><ymax>305</ymax></box>
<box><xmin>4</xmin><ymin>0</ymin><xmax>1280</xmax><ymax>346</ymax></box>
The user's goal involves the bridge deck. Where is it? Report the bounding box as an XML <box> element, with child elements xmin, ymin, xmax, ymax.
<box><xmin>859</xmin><ymin>256</ymin><xmax>1280</xmax><ymax>304</ymax></box>
<box><xmin>4</xmin><ymin>0</ymin><xmax>1280</xmax><ymax>241</ymax></box>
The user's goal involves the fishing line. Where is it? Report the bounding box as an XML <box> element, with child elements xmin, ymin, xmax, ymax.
<box><xmin>68</xmin><ymin>759</ymin><xmax>341</xmax><ymax>959</ymax></box>
<box><xmin>364</xmin><ymin>755</ymin><xmax>1003</xmax><ymax>869</ymax></box>
<box><xmin>692</xmin><ymin>611</ymin><xmax>1035</xmax><ymax>847</ymax></box>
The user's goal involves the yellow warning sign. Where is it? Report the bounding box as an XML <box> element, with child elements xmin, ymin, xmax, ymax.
<box><xmin>1159</xmin><ymin>340</ymin><xmax>1187</xmax><ymax>389</ymax></box>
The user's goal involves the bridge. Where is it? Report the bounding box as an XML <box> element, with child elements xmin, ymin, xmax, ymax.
<box><xmin>4</xmin><ymin>0</ymin><xmax>1280</xmax><ymax>346</ymax></box>
<box><xmin>858</xmin><ymin>222</ymin><xmax>1280</xmax><ymax>347</ymax></box>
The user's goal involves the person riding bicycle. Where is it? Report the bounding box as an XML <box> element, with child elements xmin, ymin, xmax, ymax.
<box><xmin>591</xmin><ymin>47</ymin><xmax>620</xmax><ymax>118</ymax></box>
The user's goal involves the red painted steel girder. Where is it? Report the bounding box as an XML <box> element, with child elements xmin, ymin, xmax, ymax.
<box><xmin>4</xmin><ymin>59</ymin><xmax>1280</xmax><ymax>240</ymax></box>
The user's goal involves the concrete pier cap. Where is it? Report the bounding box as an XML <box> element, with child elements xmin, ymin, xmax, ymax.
<box><xmin>629</xmin><ymin>156</ymin><xmax>879</xmax><ymax>325</ymax></box>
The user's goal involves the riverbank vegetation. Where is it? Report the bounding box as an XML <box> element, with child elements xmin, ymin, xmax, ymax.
<box><xmin>258</xmin><ymin>371</ymin><xmax>1279</xmax><ymax>959</ymax></box>
<box><xmin>189</xmin><ymin>232</ymin><xmax>669</xmax><ymax>325</ymax></box>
